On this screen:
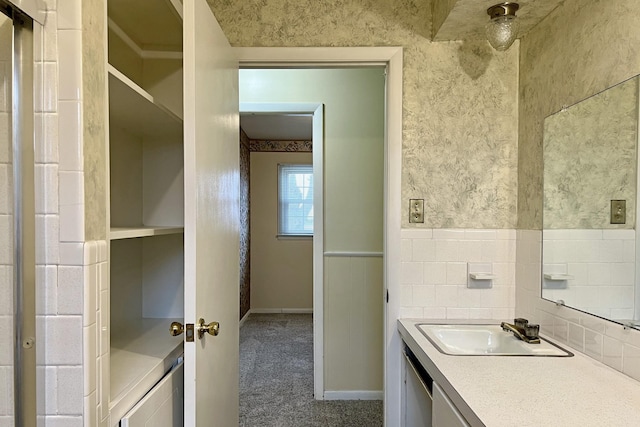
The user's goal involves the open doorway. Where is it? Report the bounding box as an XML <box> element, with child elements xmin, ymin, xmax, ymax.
<box><xmin>237</xmin><ymin>67</ymin><xmax>386</xmax><ymax>424</ymax></box>
<box><xmin>240</xmin><ymin>105</ymin><xmax>320</xmax><ymax>326</ymax></box>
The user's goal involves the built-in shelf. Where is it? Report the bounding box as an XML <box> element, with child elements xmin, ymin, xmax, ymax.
<box><xmin>108</xmin><ymin>64</ymin><xmax>182</xmax><ymax>138</ymax></box>
<box><xmin>110</xmin><ymin>318</ymin><xmax>184</xmax><ymax>425</ymax></box>
<box><xmin>110</xmin><ymin>226</ymin><xmax>184</xmax><ymax>240</ymax></box>
<box><xmin>544</xmin><ymin>274</ymin><xmax>574</xmax><ymax>281</ymax></box>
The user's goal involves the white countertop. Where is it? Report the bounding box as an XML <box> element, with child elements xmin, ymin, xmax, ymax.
<box><xmin>399</xmin><ymin>319</ymin><xmax>640</xmax><ymax>427</ymax></box>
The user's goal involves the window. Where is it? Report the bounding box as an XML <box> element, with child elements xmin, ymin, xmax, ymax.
<box><xmin>278</xmin><ymin>164</ymin><xmax>314</xmax><ymax>236</ymax></box>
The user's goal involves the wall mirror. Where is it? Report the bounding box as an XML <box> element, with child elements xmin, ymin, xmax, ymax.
<box><xmin>542</xmin><ymin>75</ymin><xmax>640</xmax><ymax>327</ymax></box>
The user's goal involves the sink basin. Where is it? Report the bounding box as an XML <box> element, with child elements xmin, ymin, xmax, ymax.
<box><xmin>417</xmin><ymin>324</ymin><xmax>573</xmax><ymax>357</ymax></box>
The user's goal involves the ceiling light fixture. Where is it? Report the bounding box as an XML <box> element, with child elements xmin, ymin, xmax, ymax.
<box><xmin>485</xmin><ymin>2</ymin><xmax>519</xmax><ymax>51</ymax></box>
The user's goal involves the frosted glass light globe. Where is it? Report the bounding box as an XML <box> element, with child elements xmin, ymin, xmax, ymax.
<box><xmin>486</xmin><ymin>15</ymin><xmax>519</xmax><ymax>51</ymax></box>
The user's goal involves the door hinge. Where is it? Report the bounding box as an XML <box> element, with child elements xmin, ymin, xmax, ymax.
<box><xmin>386</xmin><ymin>290</ymin><xmax>389</xmax><ymax>303</ymax></box>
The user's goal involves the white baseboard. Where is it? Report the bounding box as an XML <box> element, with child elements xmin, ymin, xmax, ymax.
<box><xmin>282</xmin><ymin>308</ymin><xmax>313</xmax><ymax>314</ymax></box>
<box><xmin>323</xmin><ymin>390</ymin><xmax>383</xmax><ymax>401</ymax></box>
<box><xmin>239</xmin><ymin>310</ymin><xmax>251</xmax><ymax>328</ymax></box>
<box><xmin>251</xmin><ymin>308</ymin><xmax>313</xmax><ymax>314</ymax></box>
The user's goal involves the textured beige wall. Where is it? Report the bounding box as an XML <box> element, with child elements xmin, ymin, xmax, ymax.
<box><xmin>518</xmin><ymin>0</ymin><xmax>640</xmax><ymax>230</ymax></box>
<box><xmin>210</xmin><ymin>0</ymin><xmax>519</xmax><ymax>229</ymax></box>
<box><xmin>250</xmin><ymin>152</ymin><xmax>313</xmax><ymax>310</ymax></box>
<box><xmin>83</xmin><ymin>0</ymin><xmax>107</xmax><ymax>241</ymax></box>
<box><xmin>543</xmin><ymin>77</ymin><xmax>638</xmax><ymax>229</ymax></box>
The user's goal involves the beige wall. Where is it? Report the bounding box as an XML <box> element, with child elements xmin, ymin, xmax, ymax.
<box><xmin>250</xmin><ymin>152</ymin><xmax>313</xmax><ymax>310</ymax></box>
<box><xmin>211</xmin><ymin>0</ymin><xmax>519</xmax><ymax>229</ymax></box>
<box><xmin>241</xmin><ymin>68</ymin><xmax>385</xmax><ymax>251</ymax></box>
<box><xmin>325</xmin><ymin>256</ymin><xmax>383</xmax><ymax>391</ymax></box>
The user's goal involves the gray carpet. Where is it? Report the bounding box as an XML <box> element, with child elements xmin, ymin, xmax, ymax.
<box><xmin>239</xmin><ymin>313</ymin><xmax>383</xmax><ymax>426</ymax></box>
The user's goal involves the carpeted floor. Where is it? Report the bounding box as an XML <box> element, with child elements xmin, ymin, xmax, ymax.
<box><xmin>239</xmin><ymin>313</ymin><xmax>383</xmax><ymax>427</ymax></box>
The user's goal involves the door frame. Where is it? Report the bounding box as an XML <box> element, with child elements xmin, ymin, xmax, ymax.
<box><xmin>236</xmin><ymin>47</ymin><xmax>403</xmax><ymax>426</ymax></box>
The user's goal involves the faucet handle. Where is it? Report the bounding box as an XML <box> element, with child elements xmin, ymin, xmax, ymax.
<box><xmin>514</xmin><ymin>318</ymin><xmax>529</xmax><ymax>329</ymax></box>
<box><xmin>524</xmin><ymin>324</ymin><xmax>540</xmax><ymax>339</ymax></box>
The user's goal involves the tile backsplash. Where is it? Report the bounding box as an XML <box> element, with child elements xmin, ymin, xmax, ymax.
<box><xmin>400</xmin><ymin>228</ymin><xmax>516</xmax><ymax>320</ymax></box>
<box><xmin>517</xmin><ymin>230</ymin><xmax>640</xmax><ymax>383</ymax></box>
<box><xmin>543</xmin><ymin>229</ymin><xmax>635</xmax><ymax>319</ymax></box>
<box><xmin>402</xmin><ymin>227</ymin><xmax>640</xmax><ymax>384</ymax></box>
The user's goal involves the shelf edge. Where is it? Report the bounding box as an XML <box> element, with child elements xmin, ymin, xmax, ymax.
<box><xmin>110</xmin><ymin>226</ymin><xmax>184</xmax><ymax>240</ymax></box>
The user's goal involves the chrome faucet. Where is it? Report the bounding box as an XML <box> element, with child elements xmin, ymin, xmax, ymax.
<box><xmin>500</xmin><ymin>318</ymin><xmax>540</xmax><ymax>344</ymax></box>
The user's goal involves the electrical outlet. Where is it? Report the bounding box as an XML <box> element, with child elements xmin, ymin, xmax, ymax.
<box><xmin>409</xmin><ymin>199</ymin><xmax>424</xmax><ymax>223</ymax></box>
<box><xmin>611</xmin><ymin>200</ymin><xmax>626</xmax><ymax>224</ymax></box>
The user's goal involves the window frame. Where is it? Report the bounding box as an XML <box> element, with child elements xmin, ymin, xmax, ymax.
<box><xmin>277</xmin><ymin>163</ymin><xmax>314</xmax><ymax>238</ymax></box>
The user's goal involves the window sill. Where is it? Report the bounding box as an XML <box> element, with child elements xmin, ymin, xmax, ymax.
<box><xmin>276</xmin><ymin>234</ymin><xmax>314</xmax><ymax>240</ymax></box>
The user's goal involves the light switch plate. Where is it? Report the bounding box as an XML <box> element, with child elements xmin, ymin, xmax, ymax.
<box><xmin>409</xmin><ymin>199</ymin><xmax>424</xmax><ymax>223</ymax></box>
<box><xmin>611</xmin><ymin>200</ymin><xmax>626</xmax><ymax>224</ymax></box>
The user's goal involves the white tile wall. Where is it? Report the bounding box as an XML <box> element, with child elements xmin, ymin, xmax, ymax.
<box><xmin>37</xmin><ymin>239</ymin><xmax>106</xmax><ymax>427</ymax></box>
<box><xmin>400</xmin><ymin>228</ymin><xmax>516</xmax><ymax>320</ymax></box>
<box><xmin>516</xmin><ymin>230</ymin><xmax>640</xmax><ymax>384</ymax></box>
<box><xmin>32</xmin><ymin>1</ymin><xmax>108</xmax><ymax>426</ymax></box>
<box><xmin>83</xmin><ymin>241</ymin><xmax>107</xmax><ymax>427</ymax></box>
<box><xmin>58</xmin><ymin>101</ymin><xmax>82</xmax><ymax>172</ymax></box>
<box><xmin>543</xmin><ymin>229</ymin><xmax>635</xmax><ymax>319</ymax></box>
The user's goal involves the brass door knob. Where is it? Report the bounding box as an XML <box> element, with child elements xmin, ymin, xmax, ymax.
<box><xmin>197</xmin><ymin>318</ymin><xmax>220</xmax><ymax>339</ymax></box>
<box><xmin>170</xmin><ymin>321</ymin><xmax>184</xmax><ymax>336</ymax></box>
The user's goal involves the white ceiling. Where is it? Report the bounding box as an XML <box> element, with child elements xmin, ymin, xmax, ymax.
<box><xmin>240</xmin><ymin>113</ymin><xmax>313</xmax><ymax>140</ymax></box>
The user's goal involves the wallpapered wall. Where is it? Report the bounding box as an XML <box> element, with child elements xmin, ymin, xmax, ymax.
<box><xmin>209</xmin><ymin>0</ymin><xmax>519</xmax><ymax>228</ymax></box>
<box><xmin>240</xmin><ymin>129</ymin><xmax>251</xmax><ymax>319</ymax></box>
<box><xmin>518</xmin><ymin>0</ymin><xmax>640</xmax><ymax>230</ymax></box>
<box><xmin>250</xmin><ymin>140</ymin><xmax>312</xmax><ymax>152</ymax></box>
<box><xmin>543</xmin><ymin>77</ymin><xmax>638</xmax><ymax>229</ymax></box>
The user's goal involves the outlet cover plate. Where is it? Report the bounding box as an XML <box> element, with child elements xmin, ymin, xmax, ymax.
<box><xmin>409</xmin><ymin>199</ymin><xmax>424</xmax><ymax>223</ymax></box>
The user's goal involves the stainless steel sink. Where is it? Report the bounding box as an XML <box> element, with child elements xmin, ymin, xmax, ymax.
<box><xmin>417</xmin><ymin>324</ymin><xmax>573</xmax><ymax>357</ymax></box>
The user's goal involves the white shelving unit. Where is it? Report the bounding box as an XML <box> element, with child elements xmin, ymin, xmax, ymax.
<box><xmin>108</xmin><ymin>65</ymin><xmax>182</xmax><ymax>138</ymax></box>
<box><xmin>109</xmin><ymin>319</ymin><xmax>183</xmax><ymax>424</ymax></box>
<box><xmin>106</xmin><ymin>0</ymin><xmax>185</xmax><ymax>425</ymax></box>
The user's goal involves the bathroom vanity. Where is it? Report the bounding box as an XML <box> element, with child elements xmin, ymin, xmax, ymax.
<box><xmin>399</xmin><ymin>319</ymin><xmax>640</xmax><ymax>426</ymax></box>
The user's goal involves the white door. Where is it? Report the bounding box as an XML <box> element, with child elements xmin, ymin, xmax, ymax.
<box><xmin>183</xmin><ymin>1</ymin><xmax>240</xmax><ymax>426</ymax></box>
